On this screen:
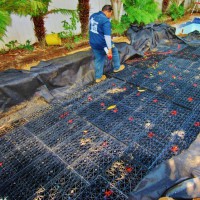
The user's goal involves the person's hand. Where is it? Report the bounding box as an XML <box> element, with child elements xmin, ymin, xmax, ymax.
<box><xmin>107</xmin><ymin>48</ymin><xmax>112</xmax><ymax>60</ymax></box>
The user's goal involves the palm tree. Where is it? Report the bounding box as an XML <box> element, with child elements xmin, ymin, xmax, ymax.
<box><xmin>78</xmin><ymin>0</ymin><xmax>89</xmax><ymax>37</ymax></box>
<box><xmin>0</xmin><ymin>0</ymin><xmax>77</xmax><ymax>45</ymax></box>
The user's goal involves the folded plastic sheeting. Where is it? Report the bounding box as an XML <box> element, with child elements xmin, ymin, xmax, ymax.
<box><xmin>129</xmin><ymin>134</ymin><xmax>200</xmax><ymax>200</ymax></box>
<box><xmin>127</xmin><ymin>23</ymin><xmax>180</xmax><ymax>52</ymax></box>
<box><xmin>0</xmin><ymin>50</ymin><xmax>94</xmax><ymax>111</ymax></box>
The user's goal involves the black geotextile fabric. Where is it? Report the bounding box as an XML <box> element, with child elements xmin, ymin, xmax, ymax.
<box><xmin>127</xmin><ymin>23</ymin><xmax>182</xmax><ymax>52</ymax></box>
<box><xmin>129</xmin><ymin>134</ymin><xmax>200</xmax><ymax>200</ymax></box>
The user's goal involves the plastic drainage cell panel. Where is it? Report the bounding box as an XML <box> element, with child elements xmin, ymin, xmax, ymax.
<box><xmin>75</xmin><ymin>106</ymin><xmax>101</xmax><ymax>122</ymax></box>
<box><xmin>119</xmin><ymin>90</ymin><xmax>155</xmax><ymax>110</ymax></box>
<box><xmin>172</xmin><ymin>85</ymin><xmax>200</xmax><ymax>109</ymax></box>
<box><xmin>4</xmin><ymin>127</ymin><xmax>34</xmax><ymax>147</ymax></box>
<box><xmin>88</xmin><ymin>96</ymin><xmax>117</xmax><ymax>113</ymax></box>
<box><xmin>105</xmin><ymin>156</ymin><xmax>148</xmax><ymax>195</ymax></box>
<box><xmin>76</xmin><ymin>175</ymin><xmax>128</xmax><ymax>200</ymax></box>
<box><xmin>84</xmin><ymin>137</ymin><xmax>127</xmax><ymax>170</ymax></box>
<box><xmin>38</xmin><ymin>117</ymin><xmax>87</xmax><ymax>148</ymax></box>
<box><xmin>135</xmin><ymin>133</ymin><xmax>167</xmax><ymax>156</ymax></box>
<box><xmin>30</xmin><ymin>168</ymin><xmax>89</xmax><ymax>200</ymax></box>
<box><xmin>92</xmin><ymin>105</ymin><xmax>132</xmax><ymax>132</ymax></box>
<box><xmin>124</xmin><ymin>142</ymin><xmax>158</xmax><ymax>169</ymax></box>
<box><xmin>179</xmin><ymin>110</ymin><xmax>200</xmax><ymax>145</ymax></box>
<box><xmin>1</xmin><ymin>152</ymin><xmax>66</xmax><ymax>200</ymax></box>
<box><xmin>192</xmin><ymin>47</ymin><xmax>200</xmax><ymax>56</ymax></box>
<box><xmin>25</xmin><ymin>106</ymin><xmax>69</xmax><ymax>135</ymax></box>
<box><xmin>0</xmin><ymin>152</ymin><xmax>23</xmax><ymax>187</ymax></box>
<box><xmin>155</xmin><ymin>104</ymin><xmax>191</xmax><ymax>133</ymax></box>
<box><xmin>109</xmin><ymin>117</ymin><xmax>146</xmax><ymax>145</ymax></box>
<box><xmin>105</xmin><ymin>83</ymin><xmax>135</xmax><ymax>102</ymax></box>
<box><xmin>71</xmin><ymin>157</ymin><xmax>101</xmax><ymax>183</ymax></box>
<box><xmin>54</xmin><ymin>125</ymin><xmax>104</xmax><ymax>164</ymax></box>
<box><xmin>0</xmin><ymin>136</ymin><xmax>16</xmax><ymax>156</ymax></box>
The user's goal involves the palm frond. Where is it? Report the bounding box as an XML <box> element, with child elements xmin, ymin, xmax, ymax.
<box><xmin>45</xmin><ymin>8</ymin><xmax>77</xmax><ymax>16</ymax></box>
<box><xmin>0</xmin><ymin>11</ymin><xmax>11</xmax><ymax>40</ymax></box>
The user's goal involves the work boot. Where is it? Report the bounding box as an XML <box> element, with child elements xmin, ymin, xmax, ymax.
<box><xmin>113</xmin><ymin>64</ymin><xmax>125</xmax><ymax>73</ymax></box>
<box><xmin>95</xmin><ymin>75</ymin><xmax>107</xmax><ymax>83</ymax></box>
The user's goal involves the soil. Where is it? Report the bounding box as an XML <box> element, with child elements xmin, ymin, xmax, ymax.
<box><xmin>0</xmin><ymin>13</ymin><xmax>199</xmax><ymax>72</ymax></box>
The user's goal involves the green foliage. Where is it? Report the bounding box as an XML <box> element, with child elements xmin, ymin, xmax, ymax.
<box><xmin>5</xmin><ymin>40</ymin><xmax>18</xmax><ymax>50</ymax></box>
<box><xmin>3</xmin><ymin>39</ymin><xmax>34</xmax><ymax>52</ymax></box>
<box><xmin>122</xmin><ymin>0</ymin><xmax>161</xmax><ymax>25</ymax></box>
<box><xmin>65</xmin><ymin>43</ymin><xmax>74</xmax><ymax>50</ymax></box>
<box><xmin>168</xmin><ymin>2</ymin><xmax>184</xmax><ymax>20</ymax></box>
<box><xmin>112</xmin><ymin>0</ymin><xmax>161</xmax><ymax>35</ymax></box>
<box><xmin>58</xmin><ymin>13</ymin><xmax>79</xmax><ymax>39</ymax></box>
<box><xmin>74</xmin><ymin>35</ymin><xmax>82</xmax><ymax>43</ymax></box>
<box><xmin>111</xmin><ymin>17</ymin><xmax>130</xmax><ymax>35</ymax></box>
<box><xmin>18</xmin><ymin>40</ymin><xmax>34</xmax><ymax>51</ymax></box>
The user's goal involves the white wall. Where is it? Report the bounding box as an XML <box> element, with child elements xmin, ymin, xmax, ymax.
<box><xmin>0</xmin><ymin>0</ymin><xmax>111</xmax><ymax>49</ymax></box>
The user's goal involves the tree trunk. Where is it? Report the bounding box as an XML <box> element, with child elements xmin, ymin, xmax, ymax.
<box><xmin>111</xmin><ymin>0</ymin><xmax>123</xmax><ymax>21</ymax></box>
<box><xmin>162</xmin><ymin>0</ymin><xmax>170</xmax><ymax>13</ymax></box>
<box><xmin>32</xmin><ymin>15</ymin><xmax>46</xmax><ymax>46</ymax></box>
<box><xmin>78</xmin><ymin>0</ymin><xmax>89</xmax><ymax>37</ymax></box>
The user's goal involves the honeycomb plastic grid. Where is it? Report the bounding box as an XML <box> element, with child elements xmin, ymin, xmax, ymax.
<box><xmin>29</xmin><ymin>168</ymin><xmax>89</xmax><ymax>200</ymax></box>
<box><xmin>76</xmin><ymin>175</ymin><xmax>128</xmax><ymax>200</ymax></box>
<box><xmin>92</xmin><ymin>105</ymin><xmax>132</xmax><ymax>132</ymax></box>
<box><xmin>25</xmin><ymin>106</ymin><xmax>69</xmax><ymax>135</ymax></box>
<box><xmin>38</xmin><ymin>117</ymin><xmax>88</xmax><ymax>148</ymax></box>
<box><xmin>83</xmin><ymin>137</ymin><xmax>127</xmax><ymax>170</ymax></box>
<box><xmin>71</xmin><ymin>157</ymin><xmax>101</xmax><ymax>183</ymax></box>
<box><xmin>154</xmin><ymin>104</ymin><xmax>191</xmax><ymax>132</ymax></box>
<box><xmin>1</xmin><ymin>152</ymin><xmax>66</xmax><ymax>200</ymax></box>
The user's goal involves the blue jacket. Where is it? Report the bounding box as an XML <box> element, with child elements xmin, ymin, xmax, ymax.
<box><xmin>89</xmin><ymin>11</ymin><xmax>111</xmax><ymax>50</ymax></box>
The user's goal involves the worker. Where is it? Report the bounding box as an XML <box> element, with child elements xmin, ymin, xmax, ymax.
<box><xmin>89</xmin><ymin>5</ymin><xmax>125</xmax><ymax>83</ymax></box>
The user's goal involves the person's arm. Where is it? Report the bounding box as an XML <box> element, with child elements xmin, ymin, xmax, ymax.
<box><xmin>103</xmin><ymin>21</ymin><xmax>112</xmax><ymax>55</ymax></box>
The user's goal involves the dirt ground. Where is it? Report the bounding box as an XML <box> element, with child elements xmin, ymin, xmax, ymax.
<box><xmin>1</xmin><ymin>13</ymin><xmax>199</xmax><ymax>72</ymax></box>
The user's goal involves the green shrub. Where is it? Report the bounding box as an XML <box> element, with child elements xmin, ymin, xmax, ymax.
<box><xmin>112</xmin><ymin>0</ymin><xmax>161</xmax><ymax>35</ymax></box>
<box><xmin>168</xmin><ymin>2</ymin><xmax>184</xmax><ymax>20</ymax></box>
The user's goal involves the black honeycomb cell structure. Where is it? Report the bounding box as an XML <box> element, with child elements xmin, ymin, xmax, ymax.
<box><xmin>54</xmin><ymin>124</ymin><xmax>105</xmax><ymax>165</ymax></box>
<box><xmin>4</xmin><ymin>127</ymin><xmax>34</xmax><ymax>147</ymax></box>
<box><xmin>154</xmin><ymin>104</ymin><xmax>191</xmax><ymax>133</ymax></box>
<box><xmin>119</xmin><ymin>89</ymin><xmax>155</xmax><ymax>110</ymax></box>
<box><xmin>135</xmin><ymin>133</ymin><xmax>167</xmax><ymax>156</ymax></box>
<box><xmin>0</xmin><ymin>137</ymin><xmax>16</xmax><ymax>157</ymax></box>
<box><xmin>76</xmin><ymin>106</ymin><xmax>100</xmax><ymax>121</ymax></box>
<box><xmin>172</xmin><ymin>85</ymin><xmax>200</xmax><ymax>109</ymax></box>
<box><xmin>1</xmin><ymin>152</ymin><xmax>66</xmax><ymax>200</ymax></box>
<box><xmin>109</xmin><ymin>117</ymin><xmax>146</xmax><ymax>145</ymax></box>
<box><xmin>105</xmin><ymin>83</ymin><xmax>135</xmax><ymax>102</ymax></box>
<box><xmin>38</xmin><ymin>117</ymin><xmax>87</xmax><ymax>148</ymax></box>
<box><xmin>76</xmin><ymin>175</ymin><xmax>128</xmax><ymax>200</ymax></box>
<box><xmin>25</xmin><ymin>106</ymin><xmax>70</xmax><ymax>136</ymax></box>
<box><xmin>71</xmin><ymin>157</ymin><xmax>101</xmax><ymax>183</ymax></box>
<box><xmin>13</xmin><ymin>138</ymin><xmax>48</xmax><ymax>167</ymax></box>
<box><xmin>88</xmin><ymin>96</ymin><xmax>117</xmax><ymax>113</ymax></box>
<box><xmin>92</xmin><ymin>105</ymin><xmax>132</xmax><ymax>132</ymax></box>
<box><xmin>0</xmin><ymin>152</ymin><xmax>22</xmax><ymax>187</ymax></box>
<box><xmin>124</xmin><ymin>142</ymin><xmax>159</xmax><ymax>169</ymax></box>
<box><xmin>29</xmin><ymin>168</ymin><xmax>89</xmax><ymax>200</ymax></box>
<box><xmin>84</xmin><ymin>137</ymin><xmax>127</xmax><ymax>170</ymax></box>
